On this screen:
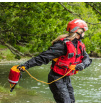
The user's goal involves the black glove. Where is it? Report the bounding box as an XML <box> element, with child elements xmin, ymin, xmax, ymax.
<box><xmin>17</xmin><ymin>65</ymin><xmax>25</xmax><ymax>72</ymax></box>
<box><xmin>75</xmin><ymin>63</ymin><xmax>84</xmax><ymax>71</ymax></box>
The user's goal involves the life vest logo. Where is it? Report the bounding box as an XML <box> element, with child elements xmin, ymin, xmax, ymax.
<box><xmin>58</xmin><ymin>62</ymin><xmax>68</xmax><ymax>66</ymax></box>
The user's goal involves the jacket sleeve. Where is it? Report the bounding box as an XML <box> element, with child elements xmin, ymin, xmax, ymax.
<box><xmin>82</xmin><ymin>50</ymin><xmax>92</xmax><ymax>69</ymax></box>
<box><xmin>75</xmin><ymin>50</ymin><xmax>92</xmax><ymax>71</ymax></box>
<box><xmin>20</xmin><ymin>41</ymin><xmax>67</xmax><ymax>69</ymax></box>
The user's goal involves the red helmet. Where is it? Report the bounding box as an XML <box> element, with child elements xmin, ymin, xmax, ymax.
<box><xmin>66</xmin><ymin>19</ymin><xmax>88</xmax><ymax>32</ymax></box>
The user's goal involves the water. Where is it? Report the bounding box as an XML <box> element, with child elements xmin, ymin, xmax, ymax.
<box><xmin>0</xmin><ymin>58</ymin><xmax>101</xmax><ymax>103</ymax></box>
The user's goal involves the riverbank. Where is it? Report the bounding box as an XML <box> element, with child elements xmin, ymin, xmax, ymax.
<box><xmin>0</xmin><ymin>58</ymin><xmax>101</xmax><ymax>103</ymax></box>
<box><xmin>0</xmin><ymin>47</ymin><xmax>101</xmax><ymax>64</ymax></box>
<box><xmin>0</xmin><ymin>57</ymin><xmax>101</xmax><ymax>64</ymax></box>
<box><xmin>0</xmin><ymin>46</ymin><xmax>31</xmax><ymax>64</ymax></box>
<box><xmin>0</xmin><ymin>57</ymin><xmax>101</xmax><ymax>65</ymax></box>
<box><xmin>0</xmin><ymin>58</ymin><xmax>30</xmax><ymax>64</ymax></box>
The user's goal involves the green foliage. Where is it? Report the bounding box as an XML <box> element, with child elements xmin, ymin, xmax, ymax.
<box><xmin>91</xmin><ymin>33</ymin><xmax>101</xmax><ymax>54</ymax></box>
<box><xmin>0</xmin><ymin>49</ymin><xmax>15</xmax><ymax>60</ymax></box>
<box><xmin>15</xmin><ymin>55</ymin><xmax>21</xmax><ymax>59</ymax></box>
<box><xmin>85</xmin><ymin>2</ymin><xmax>101</xmax><ymax>21</ymax></box>
<box><xmin>0</xmin><ymin>45</ymin><xmax>7</xmax><ymax>49</ymax></box>
<box><xmin>0</xmin><ymin>2</ymin><xmax>101</xmax><ymax>57</ymax></box>
<box><xmin>0</xmin><ymin>85</ymin><xmax>16</xmax><ymax>95</ymax></box>
<box><xmin>83</xmin><ymin>32</ymin><xmax>101</xmax><ymax>55</ymax></box>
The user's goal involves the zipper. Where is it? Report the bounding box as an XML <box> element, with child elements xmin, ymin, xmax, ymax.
<box><xmin>75</xmin><ymin>48</ymin><xmax>77</xmax><ymax>55</ymax></box>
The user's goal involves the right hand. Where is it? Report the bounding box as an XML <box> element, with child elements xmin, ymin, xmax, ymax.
<box><xmin>17</xmin><ymin>66</ymin><xmax>26</xmax><ymax>72</ymax></box>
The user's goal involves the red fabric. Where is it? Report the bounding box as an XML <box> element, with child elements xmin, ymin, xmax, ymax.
<box><xmin>8</xmin><ymin>69</ymin><xmax>20</xmax><ymax>84</ymax></box>
<box><xmin>52</xmin><ymin>38</ymin><xmax>85</xmax><ymax>76</ymax></box>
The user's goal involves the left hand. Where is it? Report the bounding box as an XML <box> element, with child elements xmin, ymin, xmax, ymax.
<box><xmin>75</xmin><ymin>63</ymin><xmax>84</xmax><ymax>71</ymax></box>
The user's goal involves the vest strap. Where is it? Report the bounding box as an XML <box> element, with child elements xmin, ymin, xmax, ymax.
<box><xmin>75</xmin><ymin>54</ymin><xmax>81</xmax><ymax>58</ymax></box>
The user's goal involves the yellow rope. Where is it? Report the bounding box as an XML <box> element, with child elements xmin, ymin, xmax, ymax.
<box><xmin>24</xmin><ymin>69</ymin><xmax>73</xmax><ymax>85</ymax></box>
<box><xmin>10</xmin><ymin>84</ymin><xmax>15</xmax><ymax>88</ymax></box>
<box><xmin>9</xmin><ymin>65</ymin><xmax>75</xmax><ymax>86</ymax></box>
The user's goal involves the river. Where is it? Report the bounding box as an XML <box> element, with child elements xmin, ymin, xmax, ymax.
<box><xmin>0</xmin><ymin>58</ymin><xmax>101</xmax><ymax>103</ymax></box>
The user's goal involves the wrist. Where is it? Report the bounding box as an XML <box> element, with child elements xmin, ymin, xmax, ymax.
<box><xmin>75</xmin><ymin>63</ymin><xmax>84</xmax><ymax>71</ymax></box>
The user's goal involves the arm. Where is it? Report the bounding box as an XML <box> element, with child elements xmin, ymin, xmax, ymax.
<box><xmin>75</xmin><ymin>50</ymin><xmax>92</xmax><ymax>71</ymax></box>
<box><xmin>82</xmin><ymin>50</ymin><xmax>92</xmax><ymax>68</ymax></box>
<box><xmin>19</xmin><ymin>41</ymin><xmax>67</xmax><ymax>69</ymax></box>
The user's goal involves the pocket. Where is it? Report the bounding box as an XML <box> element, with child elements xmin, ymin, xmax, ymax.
<box><xmin>68</xmin><ymin>53</ymin><xmax>74</xmax><ymax>59</ymax></box>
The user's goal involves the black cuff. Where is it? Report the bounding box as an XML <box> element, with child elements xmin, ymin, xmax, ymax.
<box><xmin>75</xmin><ymin>63</ymin><xmax>84</xmax><ymax>71</ymax></box>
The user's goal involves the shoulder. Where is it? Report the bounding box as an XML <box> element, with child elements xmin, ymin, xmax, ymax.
<box><xmin>51</xmin><ymin>39</ymin><xmax>67</xmax><ymax>50</ymax></box>
<box><xmin>63</xmin><ymin>38</ymin><xmax>70</xmax><ymax>44</ymax></box>
<box><xmin>78</xmin><ymin>40</ymin><xmax>86</xmax><ymax>50</ymax></box>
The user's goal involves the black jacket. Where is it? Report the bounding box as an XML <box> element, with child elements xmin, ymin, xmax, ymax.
<box><xmin>20</xmin><ymin>39</ymin><xmax>92</xmax><ymax>70</ymax></box>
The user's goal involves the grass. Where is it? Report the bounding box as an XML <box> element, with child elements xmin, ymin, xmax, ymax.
<box><xmin>0</xmin><ymin>44</ymin><xmax>31</xmax><ymax>62</ymax></box>
<box><xmin>0</xmin><ymin>85</ymin><xmax>16</xmax><ymax>95</ymax></box>
<box><xmin>0</xmin><ymin>86</ymin><xmax>8</xmax><ymax>93</ymax></box>
<box><xmin>0</xmin><ymin>45</ymin><xmax>7</xmax><ymax>49</ymax></box>
<box><xmin>0</xmin><ymin>84</ymin><xmax>37</xmax><ymax>103</ymax></box>
<box><xmin>0</xmin><ymin>85</ymin><xmax>16</xmax><ymax>101</ymax></box>
<box><xmin>0</xmin><ymin>44</ymin><xmax>15</xmax><ymax>61</ymax></box>
<box><xmin>0</xmin><ymin>49</ymin><xmax>15</xmax><ymax>61</ymax></box>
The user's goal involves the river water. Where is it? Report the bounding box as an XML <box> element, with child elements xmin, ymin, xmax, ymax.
<box><xmin>0</xmin><ymin>58</ymin><xmax>101</xmax><ymax>103</ymax></box>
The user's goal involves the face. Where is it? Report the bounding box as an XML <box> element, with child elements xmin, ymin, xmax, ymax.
<box><xmin>75</xmin><ymin>29</ymin><xmax>85</xmax><ymax>39</ymax></box>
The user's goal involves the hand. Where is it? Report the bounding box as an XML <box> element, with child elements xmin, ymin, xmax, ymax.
<box><xmin>75</xmin><ymin>63</ymin><xmax>84</xmax><ymax>71</ymax></box>
<box><xmin>17</xmin><ymin>66</ymin><xmax>26</xmax><ymax>72</ymax></box>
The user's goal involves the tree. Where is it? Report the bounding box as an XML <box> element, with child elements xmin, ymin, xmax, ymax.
<box><xmin>0</xmin><ymin>2</ymin><xmax>101</xmax><ymax>59</ymax></box>
<box><xmin>59</xmin><ymin>2</ymin><xmax>101</xmax><ymax>56</ymax></box>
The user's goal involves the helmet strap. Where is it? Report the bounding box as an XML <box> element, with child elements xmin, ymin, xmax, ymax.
<box><xmin>76</xmin><ymin>32</ymin><xmax>84</xmax><ymax>39</ymax></box>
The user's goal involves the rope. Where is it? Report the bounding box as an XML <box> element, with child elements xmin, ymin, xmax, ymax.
<box><xmin>10</xmin><ymin>84</ymin><xmax>15</xmax><ymax>88</ymax></box>
<box><xmin>24</xmin><ymin>69</ymin><xmax>73</xmax><ymax>85</ymax></box>
<box><xmin>9</xmin><ymin>65</ymin><xmax>75</xmax><ymax>91</ymax></box>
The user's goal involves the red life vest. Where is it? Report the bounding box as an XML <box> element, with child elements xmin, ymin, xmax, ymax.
<box><xmin>51</xmin><ymin>38</ymin><xmax>85</xmax><ymax>76</ymax></box>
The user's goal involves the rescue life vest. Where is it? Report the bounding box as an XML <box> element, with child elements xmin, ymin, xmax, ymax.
<box><xmin>51</xmin><ymin>38</ymin><xmax>85</xmax><ymax>76</ymax></box>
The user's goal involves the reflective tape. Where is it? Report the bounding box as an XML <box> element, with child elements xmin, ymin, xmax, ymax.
<box><xmin>84</xmin><ymin>27</ymin><xmax>88</xmax><ymax>31</ymax></box>
<box><xmin>8</xmin><ymin>79</ymin><xmax>18</xmax><ymax>83</ymax></box>
<box><xmin>71</xmin><ymin>27</ymin><xmax>79</xmax><ymax>32</ymax></box>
